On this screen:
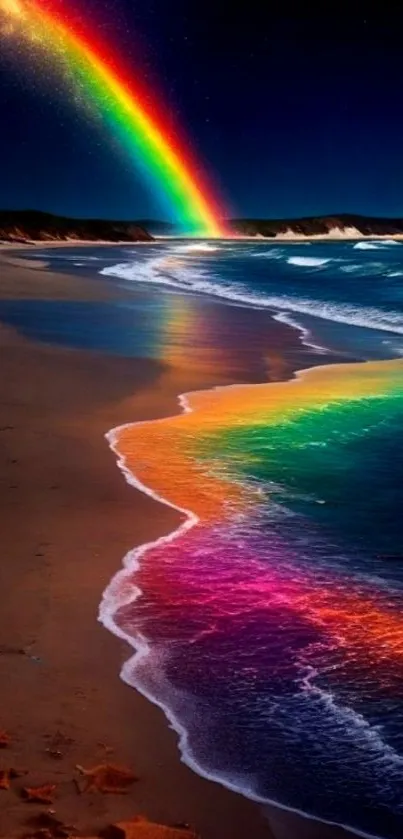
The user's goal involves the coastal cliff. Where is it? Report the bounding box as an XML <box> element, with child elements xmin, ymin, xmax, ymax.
<box><xmin>229</xmin><ymin>214</ymin><xmax>403</xmax><ymax>239</ymax></box>
<box><xmin>0</xmin><ymin>210</ymin><xmax>153</xmax><ymax>243</ymax></box>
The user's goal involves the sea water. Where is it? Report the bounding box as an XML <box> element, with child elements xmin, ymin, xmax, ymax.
<box><xmin>8</xmin><ymin>239</ymin><xmax>403</xmax><ymax>838</ymax></box>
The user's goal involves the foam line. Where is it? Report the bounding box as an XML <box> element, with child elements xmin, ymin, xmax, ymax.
<box><xmin>101</xmin><ymin>245</ymin><xmax>403</xmax><ymax>336</ymax></box>
<box><xmin>99</xmin><ymin>357</ymin><xmax>402</xmax><ymax>839</ymax></box>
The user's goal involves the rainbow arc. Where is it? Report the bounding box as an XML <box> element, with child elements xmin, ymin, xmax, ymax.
<box><xmin>0</xmin><ymin>0</ymin><xmax>225</xmax><ymax>237</ymax></box>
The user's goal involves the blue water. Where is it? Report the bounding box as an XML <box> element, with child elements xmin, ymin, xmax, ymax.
<box><xmin>17</xmin><ymin>238</ymin><xmax>403</xmax><ymax>361</ymax></box>
<box><xmin>96</xmin><ymin>238</ymin><xmax>403</xmax><ymax>359</ymax></box>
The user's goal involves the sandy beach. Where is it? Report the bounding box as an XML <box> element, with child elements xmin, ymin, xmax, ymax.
<box><xmin>0</xmin><ymin>249</ymin><xmax>355</xmax><ymax>839</ymax></box>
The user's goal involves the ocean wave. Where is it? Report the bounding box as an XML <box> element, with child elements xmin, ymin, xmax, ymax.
<box><xmin>339</xmin><ymin>264</ymin><xmax>363</xmax><ymax>273</ymax></box>
<box><xmin>101</xmin><ymin>253</ymin><xmax>210</xmax><ymax>289</ymax></box>
<box><xmin>265</xmin><ymin>298</ymin><xmax>403</xmax><ymax>335</ymax></box>
<box><xmin>352</xmin><ymin>241</ymin><xmax>395</xmax><ymax>250</ymax></box>
<box><xmin>100</xmin><ymin>385</ymin><xmax>403</xmax><ymax>839</ymax></box>
<box><xmin>41</xmin><ymin>253</ymin><xmax>102</xmax><ymax>261</ymax></box>
<box><xmin>174</xmin><ymin>243</ymin><xmax>221</xmax><ymax>253</ymax></box>
<box><xmin>272</xmin><ymin>311</ymin><xmax>328</xmax><ymax>353</ymax></box>
<box><xmin>299</xmin><ymin>666</ymin><xmax>403</xmax><ymax>770</ymax></box>
<box><xmin>287</xmin><ymin>256</ymin><xmax>331</xmax><ymax>267</ymax></box>
<box><xmin>101</xmin><ymin>250</ymin><xmax>403</xmax><ymax>336</ymax></box>
<box><xmin>251</xmin><ymin>248</ymin><xmax>284</xmax><ymax>259</ymax></box>
<box><xmin>339</xmin><ymin>262</ymin><xmax>386</xmax><ymax>276</ymax></box>
<box><xmin>72</xmin><ymin>255</ymin><xmax>102</xmax><ymax>261</ymax></box>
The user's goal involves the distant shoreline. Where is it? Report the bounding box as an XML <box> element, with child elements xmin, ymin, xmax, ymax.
<box><xmin>4</xmin><ymin>207</ymin><xmax>403</xmax><ymax>244</ymax></box>
<box><xmin>4</xmin><ymin>231</ymin><xmax>403</xmax><ymax>247</ymax></box>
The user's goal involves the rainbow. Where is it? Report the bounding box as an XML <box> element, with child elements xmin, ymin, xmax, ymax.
<box><xmin>0</xmin><ymin>0</ymin><xmax>225</xmax><ymax>237</ymax></box>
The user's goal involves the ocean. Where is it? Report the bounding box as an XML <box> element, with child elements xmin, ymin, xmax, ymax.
<box><xmin>8</xmin><ymin>239</ymin><xmax>403</xmax><ymax>839</ymax></box>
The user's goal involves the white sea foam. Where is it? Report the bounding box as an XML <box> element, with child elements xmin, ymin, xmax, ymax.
<box><xmin>353</xmin><ymin>242</ymin><xmax>384</xmax><ymax>250</ymax></box>
<box><xmin>273</xmin><ymin>311</ymin><xmax>328</xmax><ymax>354</ymax></box>
<box><xmin>339</xmin><ymin>264</ymin><xmax>362</xmax><ymax>273</ymax></box>
<box><xmin>252</xmin><ymin>248</ymin><xmax>284</xmax><ymax>259</ymax></box>
<box><xmin>300</xmin><ymin>666</ymin><xmax>403</xmax><ymax>766</ymax></box>
<box><xmin>339</xmin><ymin>261</ymin><xmax>386</xmax><ymax>276</ymax></box>
<box><xmin>40</xmin><ymin>253</ymin><xmax>102</xmax><ymax>261</ymax></box>
<box><xmin>287</xmin><ymin>256</ymin><xmax>331</xmax><ymax>267</ymax></box>
<box><xmin>99</xmin><ymin>381</ymin><xmax>397</xmax><ymax>839</ymax></box>
<box><xmin>96</xmin><ymin>243</ymin><xmax>403</xmax><ymax>839</ymax></box>
<box><xmin>382</xmin><ymin>338</ymin><xmax>403</xmax><ymax>356</ymax></box>
<box><xmin>268</xmin><ymin>298</ymin><xmax>403</xmax><ymax>334</ymax></box>
<box><xmin>174</xmin><ymin>243</ymin><xmax>221</xmax><ymax>253</ymax></box>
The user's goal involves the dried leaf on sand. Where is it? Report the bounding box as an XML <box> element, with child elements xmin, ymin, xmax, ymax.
<box><xmin>107</xmin><ymin>816</ymin><xmax>198</xmax><ymax>839</ymax></box>
<box><xmin>75</xmin><ymin>763</ymin><xmax>138</xmax><ymax>794</ymax></box>
<box><xmin>25</xmin><ymin>810</ymin><xmax>76</xmax><ymax>838</ymax></box>
<box><xmin>23</xmin><ymin>784</ymin><xmax>57</xmax><ymax>804</ymax></box>
<box><xmin>0</xmin><ymin>767</ymin><xmax>24</xmax><ymax>789</ymax></box>
<box><xmin>0</xmin><ymin>729</ymin><xmax>11</xmax><ymax>747</ymax></box>
<box><xmin>0</xmin><ymin>769</ymin><xmax>12</xmax><ymax>790</ymax></box>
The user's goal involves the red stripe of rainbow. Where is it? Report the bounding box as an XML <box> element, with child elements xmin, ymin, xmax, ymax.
<box><xmin>1</xmin><ymin>0</ymin><xmax>226</xmax><ymax>237</ymax></box>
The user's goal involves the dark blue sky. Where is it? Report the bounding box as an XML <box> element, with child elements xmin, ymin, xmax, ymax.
<box><xmin>1</xmin><ymin>1</ymin><xmax>403</xmax><ymax>220</ymax></box>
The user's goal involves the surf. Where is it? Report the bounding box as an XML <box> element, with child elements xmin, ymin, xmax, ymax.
<box><xmin>101</xmin><ymin>243</ymin><xmax>403</xmax><ymax>337</ymax></box>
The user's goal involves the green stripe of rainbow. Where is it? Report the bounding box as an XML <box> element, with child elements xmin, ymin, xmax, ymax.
<box><xmin>111</xmin><ymin>358</ymin><xmax>403</xmax><ymax>665</ymax></box>
<box><xmin>1</xmin><ymin>0</ymin><xmax>225</xmax><ymax>237</ymax></box>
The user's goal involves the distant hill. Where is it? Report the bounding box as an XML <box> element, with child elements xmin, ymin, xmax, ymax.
<box><xmin>229</xmin><ymin>214</ymin><xmax>403</xmax><ymax>238</ymax></box>
<box><xmin>0</xmin><ymin>210</ymin><xmax>153</xmax><ymax>243</ymax></box>
<box><xmin>3</xmin><ymin>210</ymin><xmax>403</xmax><ymax>244</ymax></box>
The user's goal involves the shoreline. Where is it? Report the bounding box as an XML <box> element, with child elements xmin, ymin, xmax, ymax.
<box><xmin>102</xmin><ymin>358</ymin><xmax>402</xmax><ymax>839</ymax></box>
<box><xmin>0</xmin><ymin>249</ymin><xmax>367</xmax><ymax>839</ymax></box>
<box><xmin>0</xmin><ymin>258</ymin><xmax>274</xmax><ymax>838</ymax></box>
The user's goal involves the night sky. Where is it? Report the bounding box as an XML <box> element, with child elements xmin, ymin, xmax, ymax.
<box><xmin>1</xmin><ymin>1</ymin><xmax>403</xmax><ymax>221</ymax></box>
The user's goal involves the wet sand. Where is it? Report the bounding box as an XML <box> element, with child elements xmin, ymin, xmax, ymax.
<box><xmin>0</xmin><ymin>250</ymin><xmax>354</xmax><ymax>838</ymax></box>
<box><xmin>0</xmin><ymin>248</ymin><xmax>125</xmax><ymax>300</ymax></box>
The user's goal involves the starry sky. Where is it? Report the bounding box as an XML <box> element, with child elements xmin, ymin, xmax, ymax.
<box><xmin>1</xmin><ymin>1</ymin><xmax>403</xmax><ymax>221</ymax></box>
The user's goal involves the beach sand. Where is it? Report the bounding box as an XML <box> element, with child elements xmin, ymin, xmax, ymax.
<box><xmin>0</xmin><ymin>248</ymin><xmax>126</xmax><ymax>300</ymax></box>
<box><xmin>0</xmin><ymin>250</ymin><xmax>354</xmax><ymax>839</ymax></box>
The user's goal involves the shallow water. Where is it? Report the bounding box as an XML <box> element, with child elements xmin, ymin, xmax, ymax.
<box><xmin>103</xmin><ymin>361</ymin><xmax>403</xmax><ymax>839</ymax></box>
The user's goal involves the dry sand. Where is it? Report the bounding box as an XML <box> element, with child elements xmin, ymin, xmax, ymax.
<box><xmin>0</xmin><ymin>251</ymin><xmax>355</xmax><ymax>839</ymax></box>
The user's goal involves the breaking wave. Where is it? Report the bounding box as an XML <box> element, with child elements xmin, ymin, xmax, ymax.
<box><xmin>287</xmin><ymin>256</ymin><xmax>331</xmax><ymax>267</ymax></box>
<box><xmin>101</xmin><ymin>247</ymin><xmax>403</xmax><ymax>336</ymax></box>
<box><xmin>353</xmin><ymin>240</ymin><xmax>401</xmax><ymax>250</ymax></box>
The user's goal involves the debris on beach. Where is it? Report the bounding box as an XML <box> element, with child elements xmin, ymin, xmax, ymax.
<box><xmin>106</xmin><ymin>815</ymin><xmax>198</xmax><ymax>839</ymax></box>
<box><xmin>0</xmin><ymin>768</ymin><xmax>12</xmax><ymax>790</ymax></box>
<box><xmin>43</xmin><ymin>731</ymin><xmax>74</xmax><ymax>761</ymax></box>
<box><xmin>75</xmin><ymin>763</ymin><xmax>138</xmax><ymax>794</ymax></box>
<box><xmin>0</xmin><ymin>644</ymin><xmax>26</xmax><ymax>656</ymax></box>
<box><xmin>0</xmin><ymin>729</ymin><xmax>11</xmax><ymax>747</ymax></box>
<box><xmin>97</xmin><ymin>741</ymin><xmax>114</xmax><ymax>757</ymax></box>
<box><xmin>45</xmin><ymin>748</ymin><xmax>64</xmax><ymax>760</ymax></box>
<box><xmin>0</xmin><ymin>643</ymin><xmax>41</xmax><ymax>662</ymax></box>
<box><xmin>24</xmin><ymin>809</ymin><xmax>76</xmax><ymax>838</ymax></box>
<box><xmin>0</xmin><ymin>767</ymin><xmax>25</xmax><ymax>789</ymax></box>
<box><xmin>22</xmin><ymin>784</ymin><xmax>57</xmax><ymax>804</ymax></box>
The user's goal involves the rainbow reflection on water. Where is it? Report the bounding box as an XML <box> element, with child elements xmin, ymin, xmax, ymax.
<box><xmin>101</xmin><ymin>357</ymin><xmax>403</xmax><ymax>839</ymax></box>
